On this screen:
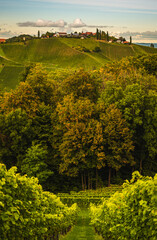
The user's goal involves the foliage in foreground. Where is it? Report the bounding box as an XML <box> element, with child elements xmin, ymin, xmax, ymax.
<box><xmin>90</xmin><ymin>171</ymin><xmax>157</xmax><ymax>240</ymax></box>
<box><xmin>0</xmin><ymin>164</ymin><xmax>78</xmax><ymax>240</ymax></box>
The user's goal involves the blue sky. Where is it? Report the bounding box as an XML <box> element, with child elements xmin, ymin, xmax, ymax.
<box><xmin>0</xmin><ymin>0</ymin><xmax>157</xmax><ymax>42</ymax></box>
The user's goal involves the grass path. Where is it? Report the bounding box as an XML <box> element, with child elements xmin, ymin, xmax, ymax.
<box><xmin>60</xmin><ymin>209</ymin><xmax>103</xmax><ymax>240</ymax></box>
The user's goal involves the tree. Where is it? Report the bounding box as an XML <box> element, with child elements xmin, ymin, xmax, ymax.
<box><xmin>0</xmin><ymin>109</ymin><xmax>34</xmax><ymax>169</ymax></box>
<box><xmin>130</xmin><ymin>36</ymin><xmax>132</xmax><ymax>45</ymax></box>
<box><xmin>100</xmin><ymin>30</ymin><xmax>102</xmax><ymax>40</ymax></box>
<box><xmin>38</xmin><ymin>30</ymin><xmax>40</xmax><ymax>38</ymax></box>
<box><xmin>101</xmin><ymin>31</ymin><xmax>106</xmax><ymax>40</ymax></box>
<box><xmin>26</xmin><ymin>64</ymin><xmax>55</xmax><ymax>105</ymax></box>
<box><xmin>93</xmin><ymin>46</ymin><xmax>101</xmax><ymax>52</ymax></box>
<box><xmin>96</xmin><ymin>28</ymin><xmax>99</xmax><ymax>40</ymax></box>
<box><xmin>57</xmin><ymin>95</ymin><xmax>105</xmax><ymax>190</ymax></box>
<box><xmin>19</xmin><ymin>63</ymin><xmax>36</xmax><ymax>82</ymax></box>
<box><xmin>99</xmin><ymin>61</ymin><xmax>157</xmax><ymax>175</ymax></box>
<box><xmin>62</xmin><ymin>69</ymin><xmax>101</xmax><ymax>103</ymax></box>
<box><xmin>0</xmin><ymin>81</ymin><xmax>40</xmax><ymax>117</ymax></box>
<box><xmin>106</xmin><ymin>31</ymin><xmax>109</xmax><ymax>42</ymax></box>
<box><xmin>150</xmin><ymin>43</ymin><xmax>154</xmax><ymax>48</ymax></box>
<box><xmin>100</xmin><ymin>104</ymin><xmax>134</xmax><ymax>186</ymax></box>
<box><xmin>21</xmin><ymin>142</ymin><xmax>53</xmax><ymax>184</ymax></box>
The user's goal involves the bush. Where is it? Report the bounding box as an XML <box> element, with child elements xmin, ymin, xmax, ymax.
<box><xmin>0</xmin><ymin>164</ymin><xmax>78</xmax><ymax>240</ymax></box>
<box><xmin>90</xmin><ymin>171</ymin><xmax>157</xmax><ymax>240</ymax></box>
<box><xmin>93</xmin><ymin>47</ymin><xmax>101</xmax><ymax>52</ymax></box>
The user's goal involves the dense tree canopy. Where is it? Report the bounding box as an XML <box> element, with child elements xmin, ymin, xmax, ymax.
<box><xmin>0</xmin><ymin>55</ymin><xmax>156</xmax><ymax>191</ymax></box>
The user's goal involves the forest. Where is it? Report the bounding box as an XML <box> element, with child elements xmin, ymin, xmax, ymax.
<box><xmin>0</xmin><ymin>54</ymin><xmax>157</xmax><ymax>192</ymax></box>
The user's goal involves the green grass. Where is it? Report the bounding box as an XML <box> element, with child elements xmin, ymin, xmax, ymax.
<box><xmin>1</xmin><ymin>39</ymin><xmax>157</xmax><ymax>69</ymax></box>
<box><xmin>0</xmin><ymin>66</ymin><xmax>25</xmax><ymax>90</ymax></box>
<box><xmin>0</xmin><ymin>65</ymin><xmax>3</xmax><ymax>73</ymax></box>
<box><xmin>0</xmin><ymin>38</ymin><xmax>157</xmax><ymax>90</ymax></box>
<box><xmin>1</xmin><ymin>39</ymin><xmax>105</xmax><ymax>69</ymax></box>
<box><xmin>60</xmin><ymin>210</ymin><xmax>103</xmax><ymax>240</ymax></box>
<box><xmin>0</xmin><ymin>46</ymin><xmax>5</xmax><ymax>57</ymax></box>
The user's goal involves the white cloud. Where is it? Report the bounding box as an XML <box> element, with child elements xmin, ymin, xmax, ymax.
<box><xmin>69</xmin><ymin>18</ymin><xmax>86</xmax><ymax>28</ymax></box>
<box><xmin>110</xmin><ymin>30</ymin><xmax>157</xmax><ymax>43</ymax></box>
<box><xmin>16</xmin><ymin>18</ymin><xmax>114</xmax><ymax>31</ymax></box>
<box><xmin>122</xmin><ymin>31</ymin><xmax>157</xmax><ymax>41</ymax></box>
<box><xmin>17</xmin><ymin>19</ymin><xmax>67</xmax><ymax>27</ymax></box>
<box><xmin>0</xmin><ymin>29</ymin><xmax>19</xmax><ymax>38</ymax></box>
<box><xmin>68</xmin><ymin>18</ymin><xmax>114</xmax><ymax>29</ymax></box>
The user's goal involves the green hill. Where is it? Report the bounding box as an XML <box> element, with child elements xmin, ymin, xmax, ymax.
<box><xmin>0</xmin><ymin>38</ymin><xmax>157</xmax><ymax>90</ymax></box>
<box><xmin>0</xmin><ymin>66</ymin><xmax>24</xmax><ymax>91</ymax></box>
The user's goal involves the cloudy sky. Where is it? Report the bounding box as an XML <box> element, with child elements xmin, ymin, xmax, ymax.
<box><xmin>0</xmin><ymin>0</ymin><xmax>157</xmax><ymax>42</ymax></box>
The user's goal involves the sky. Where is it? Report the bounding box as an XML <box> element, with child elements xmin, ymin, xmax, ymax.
<box><xmin>0</xmin><ymin>0</ymin><xmax>157</xmax><ymax>42</ymax></box>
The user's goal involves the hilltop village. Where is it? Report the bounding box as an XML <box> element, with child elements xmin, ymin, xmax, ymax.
<box><xmin>1</xmin><ymin>29</ymin><xmax>131</xmax><ymax>45</ymax></box>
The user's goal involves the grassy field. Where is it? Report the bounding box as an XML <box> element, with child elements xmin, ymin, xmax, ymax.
<box><xmin>60</xmin><ymin>210</ymin><xmax>103</xmax><ymax>240</ymax></box>
<box><xmin>0</xmin><ymin>66</ymin><xmax>24</xmax><ymax>90</ymax></box>
<box><xmin>1</xmin><ymin>39</ymin><xmax>157</xmax><ymax>67</ymax></box>
<box><xmin>0</xmin><ymin>38</ymin><xmax>157</xmax><ymax>90</ymax></box>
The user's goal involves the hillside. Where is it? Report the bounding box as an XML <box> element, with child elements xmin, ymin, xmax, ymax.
<box><xmin>0</xmin><ymin>38</ymin><xmax>157</xmax><ymax>90</ymax></box>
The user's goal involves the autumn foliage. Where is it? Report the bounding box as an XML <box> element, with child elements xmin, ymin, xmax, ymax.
<box><xmin>0</xmin><ymin>55</ymin><xmax>157</xmax><ymax>191</ymax></box>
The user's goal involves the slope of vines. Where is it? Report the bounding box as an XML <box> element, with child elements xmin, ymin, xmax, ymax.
<box><xmin>0</xmin><ymin>164</ymin><xmax>78</xmax><ymax>240</ymax></box>
<box><xmin>90</xmin><ymin>171</ymin><xmax>157</xmax><ymax>240</ymax></box>
<box><xmin>57</xmin><ymin>186</ymin><xmax>122</xmax><ymax>207</ymax></box>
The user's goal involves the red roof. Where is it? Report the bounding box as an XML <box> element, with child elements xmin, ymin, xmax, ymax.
<box><xmin>86</xmin><ymin>32</ymin><xmax>93</xmax><ymax>35</ymax></box>
<box><xmin>0</xmin><ymin>39</ymin><xmax>6</xmax><ymax>43</ymax></box>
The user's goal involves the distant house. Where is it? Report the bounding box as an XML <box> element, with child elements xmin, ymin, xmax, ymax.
<box><xmin>80</xmin><ymin>33</ymin><xmax>86</xmax><ymax>38</ymax></box>
<box><xmin>54</xmin><ymin>32</ymin><xmax>67</xmax><ymax>37</ymax></box>
<box><xmin>0</xmin><ymin>39</ymin><xmax>6</xmax><ymax>43</ymax></box>
<box><xmin>123</xmin><ymin>41</ymin><xmax>130</xmax><ymax>45</ymax></box>
<box><xmin>80</xmin><ymin>32</ymin><xmax>95</xmax><ymax>38</ymax></box>
<box><xmin>116</xmin><ymin>39</ymin><xmax>122</xmax><ymax>43</ymax></box>
<box><xmin>71</xmin><ymin>32</ymin><xmax>80</xmax><ymax>37</ymax></box>
<box><xmin>80</xmin><ymin>33</ymin><xmax>86</xmax><ymax>36</ymax></box>
<box><xmin>86</xmin><ymin>32</ymin><xmax>93</xmax><ymax>36</ymax></box>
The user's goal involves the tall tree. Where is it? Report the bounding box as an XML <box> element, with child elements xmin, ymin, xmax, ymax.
<box><xmin>106</xmin><ymin>31</ymin><xmax>109</xmax><ymax>42</ymax></box>
<box><xmin>57</xmin><ymin>95</ymin><xmax>105</xmax><ymax>189</ymax></box>
<box><xmin>100</xmin><ymin>30</ymin><xmax>102</xmax><ymax>40</ymax></box>
<box><xmin>130</xmin><ymin>36</ymin><xmax>132</xmax><ymax>44</ymax></box>
<box><xmin>96</xmin><ymin>28</ymin><xmax>99</xmax><ymax>40</ymax></box>
<box><xmin>38</xmin><ymin>30</ymin><xmax>40</xmax><ymax>38</ymax></box>
<box><xmin>100</xmin><ymin>104</ymin><xmax>134</xmax><ymax>186</ymax></box>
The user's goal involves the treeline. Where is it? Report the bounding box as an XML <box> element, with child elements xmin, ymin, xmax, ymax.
<box><xmin>96</xmin><ymin>29</ymin><xmax>117</xmax><ymax>41</ymax></box>
<box><xmin>6</xmin><ymin>34</ymin><xmax>34</xmax><ymax>43</ymax></box>
<box><xmin>0</xmin><ymin>54</ymin><xmax>157</xmax><ymax>192</ymax></box>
